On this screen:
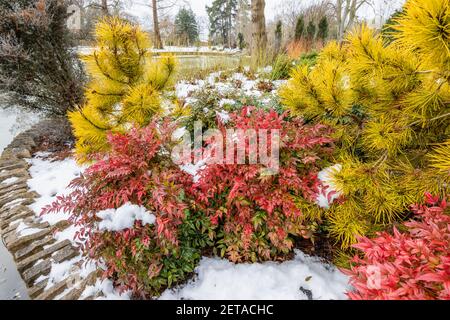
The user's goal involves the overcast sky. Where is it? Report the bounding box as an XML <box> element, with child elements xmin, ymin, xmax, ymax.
<box><xmin>126</xmin><ymin>0</ymin><xmax>405</xmax><ymax>34</ymax></box>
<box><xmin>126</xmin><ymin>0</ymin><xmax>280</xmax><ymax>23</ymax></box>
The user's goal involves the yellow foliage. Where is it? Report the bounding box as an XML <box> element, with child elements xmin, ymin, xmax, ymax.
<box><xmin>281</xmin><ymin>0</ymin><xmax>450</xmax><ymax>249</ymax></box>
<box><xmin>429</xmin><ymin>140</ymin><xmax>450</xmax><ymax>175</ymax></box>
<box><xmin>362</xmin><ymin>116</ymin><xmax>413</xmax><ymax>155</ymax></box>
<box><xmin>70</xmin><ymin>17</ymin><xmax>176</xmax><ymax>162</ymax></box>
<box><xmin>392</xmin><ymin>0</ymin><xmax>450</xmax><ymax>67</ymax></box>
<box><xmin>327</xmin><ymin>198</ymin><xmax>368</xmax><ymax>249</ymax></box>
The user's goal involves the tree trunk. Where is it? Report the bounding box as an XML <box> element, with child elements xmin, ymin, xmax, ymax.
<box><xmin>337</xmin><ymin>0</ymin><xmax>361</xmax><ymax>41</ymax></box>
<box><xmin>251</xmin><ymin>0</ymin><xmax>267</xmax><ymax>64</ymax></box>
<box><xmin>336</xmin><ymin>0</ymin><xmax>343</xmax><ymax>40</ymax></box>
<box><xmin>229</xmin><ymin>11</ymin><xmax>232</xmax><ymax>48</ymax></box>
<box><xmin>152</xmin><ymin>0</ymin><xmax>163</xmax><ymax>49</ymax></box>
<box><xmin>101</xmin><ymin>0</ymin><xmax>108</xmax><ymax>16</ymax></box>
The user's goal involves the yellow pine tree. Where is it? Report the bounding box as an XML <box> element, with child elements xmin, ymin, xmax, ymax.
<box><xmin>70</xmin><ymin>17</ymin><xmax>176</xmax><ymax>162</ymax></box>
<box><xmin>280</xmin><ymin>0</ymin><xmax>450</xmax><ymax>252</ymax></box>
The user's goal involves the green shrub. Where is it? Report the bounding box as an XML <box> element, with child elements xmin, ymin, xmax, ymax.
<box><xmin>270</xmin><ymin>54</ymin><xmax>294</xmax><ymax>80</ymax></box>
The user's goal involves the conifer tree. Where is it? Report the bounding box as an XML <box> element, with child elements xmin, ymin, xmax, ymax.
<box><xmin>306</xmin><ymin>20</ymin><xmax>316</xmax><ymax>42</ymax></box>
<box><xmin>275</xmin><ymin>20</ymin><xmax>283</xmax><ymax>52</ymax></box>
<box><xmin>69</xmin><ymin>17</ymin><xmax>176</xmax><ymax>162</ymax></box>
<box><xmin>295</xmin><ymin>15</ymin><xmax>305</xmax><ymax>41</ymax></box>
<box><xmin>175</xmin><ymin>7</ymin><xmax>199</xmax><ymax>46</ymax></box>
<box><xmin>280</xmin><ymin>0</ymin><xmax>450</xmax><ymax>251</ymax></box>
<box><xmin>207</xmin><ymin>0</ymin><xmax>238</xmax><ymax>47</ymax></box>
<box><xmin>381</xmin><ymin>9</ymin><xmax>403</xmax><ymax>44</ymax></box>
<box><xmin>238</xmin><ymin>32</ymin><xmax>245</xmax><ymax>50</ymax></box>
<box><xmin>317</xmin><ymin>16</ymin><xmax>329</xmax><ymax>44</ymax></box>
<box><xmin>0</xmin><ymin>0</ymin><xmax>85</xmax><ymax>115</ymax></box>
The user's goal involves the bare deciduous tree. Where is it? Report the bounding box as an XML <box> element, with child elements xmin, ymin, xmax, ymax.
<box><xmin>251</xmin><ymin>0</ymin><xmax>267</xmax><ymax>62</ymax></box>
<box><xmin>371</xmin><ymin>0</ymin><xmax>404</xmax><ymax>28</ymax></box>
<box><xmin>101</xmin><ymin>0</ymin><xmax>108</xmax><ymax>15</ymax></box>
<box><xmin>137</xmin><ymin>0</ymin><xmax>182</xmax><ymax>49</ymax></box>
<box><xmin>334</xmin><ymin>0</ymin><xmax>371</xmax><ymax>40</ymax></box>
<box><xmin>152</xmin><ymin>0</ymin><xmax>163</xmax><ymax>48</ymax></box>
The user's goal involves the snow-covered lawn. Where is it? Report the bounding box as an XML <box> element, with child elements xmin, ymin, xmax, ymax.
<box><xmin>0</xmin><ymin>104</ymin><xmax>41</xmax><ymax>152</ymax></box>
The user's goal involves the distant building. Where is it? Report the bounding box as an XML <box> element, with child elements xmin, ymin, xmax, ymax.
<box><xmin>67</xmin><ymin>4</ymin><xmax>81</xmax><ymax>31</ymax></box>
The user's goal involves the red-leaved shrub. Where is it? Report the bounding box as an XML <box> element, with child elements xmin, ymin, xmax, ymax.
<box><xmin>43</xmin><ymin>121</ymin><xmax>212</xmax><ymax>297</ymax></box>
<box><xmin>194</xmin><ymin>107</ymin><xmax>334</xmax><ymax>262</ymax></box>
<box><xmin>344</xmin><ymin>193</ymin><xmax>450</xmax><ymax>300</ymax></box>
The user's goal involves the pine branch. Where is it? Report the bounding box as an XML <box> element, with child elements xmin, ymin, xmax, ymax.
<box><xmin>409</xmin><ymin>112</ymin><xmax>450</xmax><ymax>128</ymax></box>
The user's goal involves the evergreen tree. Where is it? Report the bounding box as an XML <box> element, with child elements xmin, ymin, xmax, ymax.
<box><xmin>280</xmin><ymin>0</ymin><xmax>450</xmax><ymax>251</ymax></box>
<box><xmin>0</xmin><ymin>0</ymin><xmax>85</xmax><ymax>115</ymax></box>
<box><xmin>382</xmin><ymin>9</ymin><xmax>404</xmax><ymax>44</ymax></box>
<box><xmin>306</xmin><ymin>20</ymin><xmax>316</xmax><ymax>42</ymax></box>
<box><xmin>175</xmin><ymin>7</ymin><xmax>199</xmax><ymax>46</ymax></box>
<box><xmin>275</xmin><ymin>20</ymin><xmax>283</xmax><ymax>52</ymax></box>
<box><xmin>207</xmin><ymin>0</ymin><xmax>238</xmax><ymax>47</ymax></box>
<box><xmin>295</xmin><ymin>15</ymin><xmax>305</xmax><ymax>40</ymax></box>
<box><xmin>236</xmin><ymin>0</ymin><xmax>251</xmax><ymax>48</ymax></box>
<box><xmin>317</xmin><ymin>16</ymin><xmax>329</xmax><ymax>43</ymax></box>
<box><xmin>238</xmin><ymin>32</ymin><xmax>245</xmax><ymax>50</ymax></box>
<box><xmin>69</xmin><ymin>17</ymin><xmax>176</xmax><ymax>162</ymax></box>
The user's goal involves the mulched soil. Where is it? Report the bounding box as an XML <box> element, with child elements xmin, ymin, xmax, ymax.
<box><xmin>294</xmin><ymin>233</ymin><xmax>336</xmax><ymax>264</ymax></box>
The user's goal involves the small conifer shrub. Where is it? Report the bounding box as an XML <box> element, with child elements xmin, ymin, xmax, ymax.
<box><xmin>69</xmin><ymin>17</ymin><xmax>177</xmax><ymax>162</ymax></box>
<box><xmin>280</xmin><ymin>0</ymin><xmax>450</xmax><ymax>249</ymax></box>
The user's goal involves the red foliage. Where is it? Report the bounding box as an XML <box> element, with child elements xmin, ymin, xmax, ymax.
<box><xmin>343</xmin><ymin>193</ymin><xmax>450</xmax><ymax>300</ymax></box>
<box><xmin>194</xmin><ymin>107</ymin><xmax>334</xmax><ymax>262</ymax></box>
<box><xmin>42</xmin><ymin>121</ymin><xmax>194</xmax><ymax>295</ymax></box>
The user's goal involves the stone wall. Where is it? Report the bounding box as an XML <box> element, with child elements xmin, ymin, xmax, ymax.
<box><xmin>0</xmin><ymin>120</ymin><xmax>99</xmax><ymax>300</ymax></box>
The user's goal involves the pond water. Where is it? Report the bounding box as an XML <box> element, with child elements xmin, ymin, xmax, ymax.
<box><xmin>175</xmin><ymin>55</ymin><xmax>247</xmax><ymax>74</ymax></box>
<box><xmin>78</xmin><ymin>46</ymin><xmax>250</xmax><ymax>79</ymax></box>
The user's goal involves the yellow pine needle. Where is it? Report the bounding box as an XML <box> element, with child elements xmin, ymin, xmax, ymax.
<box><xmin>70</xmin><ymin>17</ymin><xmax>176</xmax><ymax>163</ymax></box>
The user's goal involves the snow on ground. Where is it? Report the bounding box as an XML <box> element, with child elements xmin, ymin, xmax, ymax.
<box><xmin>26</xmin><ymin>154</ymin><xmax>130</xmax><ymax>299</ymax></box>
<box><xmin>27</xmin><ymin>153</ymin><xmax>85</xmax><ymax>225</ymax></box>
<box><xmin>154</xmin><ymin>46</ymin><xmax>241</xmax><ymax>54</ymax></box>
<box><xmin>17</xmin><ymin>71</ymin><xmax>350</xmax><ymax>300</ymax></box>
<box><xmin>160</xmin><ymin>250</ymin><xmax>349</xmax><ymax>300</ymax></box>
<box><xmin>81</xmin><ymin>278</ymin><xmax>132</xmax><ymax>300</ymax></box>
<box><xmin>25</xmin><ymin>154</ymin><xmax>350</xmax><ymax>300</ymax></box>
<box><xmin>0</xmin><ymin>103</ymin><xmax>42</xmax><ymax>153</ymax></box>
<box><xmin>317</xmin><ymin>164</ymin><xmax>343</xmax><ymax>209</ymax></box>
<box><xmin>175</xmin><ymin>70</ymin><xmax>286</xmax><ymax>104</ymax></box>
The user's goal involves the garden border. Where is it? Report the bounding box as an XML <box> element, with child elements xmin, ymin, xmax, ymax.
<box><xmin>0</xmin><ymin>119</ymin><xmax>99</xmax><ymax>300</ymax></box>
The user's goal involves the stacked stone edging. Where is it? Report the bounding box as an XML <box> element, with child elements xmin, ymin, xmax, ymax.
<box><xmin>0</xmin><ymin>119</ymin><xmax>99</xmax><ymax>300</ymax></box>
